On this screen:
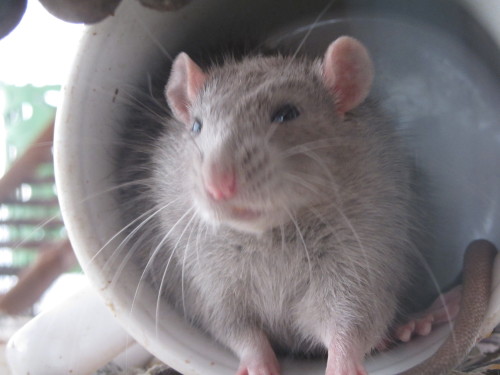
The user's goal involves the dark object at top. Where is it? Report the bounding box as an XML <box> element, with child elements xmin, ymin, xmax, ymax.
<box><xmin>2</xmin><ymin>0</ymin><xmax>191</xmax><ymax>37</ymax></box>
<box><xmin>38</xmin><ymin>0</ymin><xmax>123</xmax><ymax>24</ymax></box>
<box><xmin>0</xmin><ymin>0</ymin><xmax>27</xmax><ymax>40</ymax></box>
<box><xmin>138</xmin><ymin>0</ymin><xmax>191</xmax><ymax>11</ymax></box>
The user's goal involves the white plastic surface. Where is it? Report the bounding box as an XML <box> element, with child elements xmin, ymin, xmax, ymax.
<box><xmin>6</xmin><ymin>285</ymin><xmax>135</xmax><ymax>375</ymax></box>
<box><xmin>52</xmin><ymin>0</ymin><xmax>500</xmax><ymax>374</ymax></box>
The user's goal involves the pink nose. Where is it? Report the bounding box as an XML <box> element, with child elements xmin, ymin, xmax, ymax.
<box><xmin>205</xmin><ymin>166</ymin><xmax>236</xmax><ymax>201</ymax></box>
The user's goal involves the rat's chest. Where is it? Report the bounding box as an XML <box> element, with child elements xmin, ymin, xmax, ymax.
<box><xmin>183</xmin><ymin>227</ymin><xmax>347</xmax><ymax>309</ymax></box>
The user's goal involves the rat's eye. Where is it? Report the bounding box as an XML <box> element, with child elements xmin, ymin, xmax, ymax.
<box><xmin>192</xmin><ymin>119</ymin><xmax>203</xmax><ymax>134</ymax></box>
<box><xmin>271</xmin><ymin>104</ymin><xmax>300</xmax><ymax>123</ymax></box>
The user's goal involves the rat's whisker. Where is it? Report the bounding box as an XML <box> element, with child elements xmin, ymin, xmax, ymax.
<box><xmin>181</xmin><ymin>214</ymin><xmax>199</xmax><ymax>318</ymax></box>
<box><xmin>155</xmin><ymin>208</ymin><xmax>197</xmax><ymax>337</ymax></box>
<box><xmin>87</xmin><ymin>198</ymin><xmax>181</xmax><ymax>268</ymax></box>
<box><xmin>279</xmin><ymin>137</ymin><xmax>346</xmax><ymax>159</ymax></box>
<box><xmin>129</xmin><ymin>206</ymin><xmax>194</xmax><ymax>323</ymax></box>
<box><xmin>284</xmin><ymin>207</ymin><xmax>313</xmax><ymax>285</ymax></box>
<box><xmin>109</xmin><ymin>223</ymin><xmax>157</xmax><ymax>290</ymax></box>
<box><xmin>287</xmin><ymin>0</ymin><xmax>335</xmax><ymax>66</ymax></box>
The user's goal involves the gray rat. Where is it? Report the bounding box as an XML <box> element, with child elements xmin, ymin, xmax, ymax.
<box><xmin>116</xmin><ymin>36</ymin><xmax>495</xmax><ymax>375</ymax></box>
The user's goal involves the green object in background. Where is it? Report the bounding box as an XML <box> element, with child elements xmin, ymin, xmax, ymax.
<box><xmin>1</xmin><ymin>83</ymin><xmax>59</xmax><ymax>163</ymax></box>
<box><xmin>0</xmin><ymin>83</ymin><xmax>63</xmax><ymax>271</ymax></box>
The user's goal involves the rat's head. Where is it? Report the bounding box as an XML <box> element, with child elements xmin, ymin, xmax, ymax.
<box><xmin>165</xmin><ymin>36</ymin><xmax>373</xmax><ymax>233</ymax></box>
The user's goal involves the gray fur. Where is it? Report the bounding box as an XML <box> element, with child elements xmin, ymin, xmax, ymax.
<box><xmin>117</xmin><ymin>53</ymin><xmax>424</xmax><ymax>362</ymax></box>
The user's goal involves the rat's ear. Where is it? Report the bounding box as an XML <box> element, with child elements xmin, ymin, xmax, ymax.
<box><xmin>165</xmin><ymin>52</ymin><xmax>207</xmax><ymax>125</ymax></box>
<box><xmin>322</xmin><ymin>36</ymin><xmax>374</xmax><ymax>116</ymax></box>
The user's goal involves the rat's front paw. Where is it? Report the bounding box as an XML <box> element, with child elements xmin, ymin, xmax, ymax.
<box><xmin>234</xmin><ymin>330</ymin><xmax>280</xmax><ymax>375</ymax></box>
<box><xmin>325</xmin><ymin>357</ymin><xmax>367</xmax><ymax>375</ymax></box>
<box><xmin>326</xmin><ymin>341</ymin><xmax>367</xmax><ymax>375</ymax></box>
<box><xmin>236</xmin><ymin>352</ymin><xmax>280</xmax><ymax>375</ymax></box>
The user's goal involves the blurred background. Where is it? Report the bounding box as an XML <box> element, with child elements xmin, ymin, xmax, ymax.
<box><xmin>0</xmin><ymin>0</ymin><xmax>85</xmax><ymax>364</ymax></box>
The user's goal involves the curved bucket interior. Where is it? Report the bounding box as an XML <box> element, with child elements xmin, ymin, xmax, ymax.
<box><xmin>54</xmin><ymin>0</ymin><xmax>500</xmax><ymax>374</ymax></box>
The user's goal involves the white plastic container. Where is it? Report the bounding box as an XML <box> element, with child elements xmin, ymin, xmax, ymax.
<box><xmin>21</xmin><ymin>0</ymin><xmax>500</xmax><ymax>374</ymax></box>
<box><xmin>6</xmin><ymin>285</ymin><xmax>151</xmax><ymax>375</ymax></box>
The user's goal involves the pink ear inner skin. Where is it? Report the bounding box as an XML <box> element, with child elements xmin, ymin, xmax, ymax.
<box><xmin>322</xmin><ymin>36</ymin><xmax>374</xmax><ymax>116</ymax></box>
<box><xmin>165</xmin><ymin>52</ymin><xmax>207</xmax><ymax>125</ymax></box>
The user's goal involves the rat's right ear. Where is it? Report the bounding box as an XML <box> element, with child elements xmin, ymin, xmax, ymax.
<box><xmin>165</xmin><ymin>52</ymin><xmax>207</xmax><ymax>125</ymax></box>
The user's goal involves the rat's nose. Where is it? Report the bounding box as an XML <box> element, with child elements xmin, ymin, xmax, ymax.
<box><xmin>204</xmin><ymin>164</ymin><xmax>237</xmax><ymax>201</ymax></box>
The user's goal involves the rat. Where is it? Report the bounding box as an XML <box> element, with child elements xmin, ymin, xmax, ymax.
<box><xmin>116</xmin><ymin>36</ymin><xmax>496</xmax><ymax>375</ymax></box>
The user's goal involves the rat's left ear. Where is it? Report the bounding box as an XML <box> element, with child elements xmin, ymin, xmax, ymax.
<box><xmin>322</xmin><ymin>36</ymin><xmax>374</xmax><ymax>116</ymax></box>
<box><xmin>165</xmin><ymin>52</ymin><xmax>207</xmax><ymax>125</ymax></box>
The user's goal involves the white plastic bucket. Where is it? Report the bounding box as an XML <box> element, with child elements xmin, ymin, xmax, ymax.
<box><xmin>53</xmin><ymin>0</ymin><xmax>500</xmax><ymax>373</ymax></box>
